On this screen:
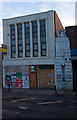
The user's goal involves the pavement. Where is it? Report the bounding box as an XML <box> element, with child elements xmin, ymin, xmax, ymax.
<box><xmin>2</xmin><ymin>88</ymin><xmax>77</xmax><ymax>97</ymax></box>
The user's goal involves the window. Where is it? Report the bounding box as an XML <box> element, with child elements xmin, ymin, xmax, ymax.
<box><xmin>33</xmin><ymin>51</ymin><xmax>38</xmax><ymax>57</ymax></box>
<box><xmin>25</xmin><ymin>39</ymin><xmax>30</xmax><ymax>44</ymax></box>
<box><xmin>41</xmin><ymin>43</ymin><xmax>46</xmax><ymax>49</ymax></box>
<box><xmin>18</xmin><ymin>39</ymin><xmax>22</xmax><ymax>45</ymax></box>
<box><xmin>18</xmin><ymin>46</ymin><xmax>23</xmax><ymax>51</ymax></box>
<box><xmin>25</xmin><ymin>23</ymin><xmax>30</xmax><ymax>57</ymax></box>
<box><xmin>26</xmin><ymin>51</ymin><xmax>30</xmax><ymax>57</ymax></box>
<box><xmin>11</xmin><ymin>40</ymin><xmax>15</xmax><ymax>45</ymax></box>
<box><xmin>34</xmin><ymin>44</ymin><xmax>38</xmax><ymax>50</ymax></box>
<box><xmin>11</xmin><ymin>46</ymin><xmax>16</xmax><ymax>52</ymax></box>
<box><xmin>33</xmin><ymin>38</ymin><xmax>38</xmax><ymax>44</ymax></box>
<box><xmin>62</xmin><ymin>65</ymin><xmax>66</xmax><ymax>81</ymax></box>
<box><xmin>26</xmin><ymin>45</ymin><xmax>30</xmax><ymax>51</ymax></box>
<box><xmin>17</xmin><ymin>24</ymin><xmax>23</xmax><ymax>58</ymax></box>
<box><xmin>18</xmin><ymin>29</ymin><xmax>22</xmax><ymax>34</ymax></box>
<box><xmin>11</xmin><ymin>52</ymin><xmax>16</xmax><ymax>58</ymax></box>
<box><xmin>25</xmin><ymin>23</ymin><xmax>29</xmax><ymax>28</ymax></box>
<box><xmin>42</xmin><ymin>50</ymin><xmax>46</xmax><ymax>56</ymax></box>
<box><xmin>12</xmin><ymin>35</ymin><xmax>15</xmax><ymax>40</ymax></box>
<box><xmin>32</xmin><ymin>21</ymin><xmax>38</xmax><ymax>57</ymax></box>
<box><xmin>40</xmin><ymin>20</ymin><xmax>46</xmax><ymax>56</ymax></box>
<box><xmin>10</xmin><ymin>25</ymin><xmax>16</xmax><ymax>58</ymax></box>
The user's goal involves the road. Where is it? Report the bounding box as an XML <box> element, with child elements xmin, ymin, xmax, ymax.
<box><xmin>2</xmin><ymin>88</ymin><xmax>77</xmax><ymax>119</ymax></box>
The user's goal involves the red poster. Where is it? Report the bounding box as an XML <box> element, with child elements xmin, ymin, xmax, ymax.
<box><xmin>16</xmin><ymin>77</ymin><xmax>23</xmax><ymax>83</ymax></box>
<box><xmin>17</xmin><ymin>83</ymin><xmax>23</xmax><ymax>88</ymax></box>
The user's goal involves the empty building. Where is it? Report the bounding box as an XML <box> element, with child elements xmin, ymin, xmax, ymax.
<box><xmin>2</xmin><ymin>10</ymin><xmax>63</xmax><ymax>89</ymax></box>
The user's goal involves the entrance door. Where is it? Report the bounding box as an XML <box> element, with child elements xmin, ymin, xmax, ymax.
<box><xmin>29</xmin><ymin>73</ymin><xmax>37</xmax><ymax>89</ymax></box>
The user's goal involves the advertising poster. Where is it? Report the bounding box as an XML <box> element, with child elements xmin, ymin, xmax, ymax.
<box><xmin>10</xmin><ymin>72</ymin><xmax>17</xmax><ymax>88</ymax></box>
<box><xmin>22</xmin><ymin>72</ymin><xmax>29</xmax><ymax>88</ymax></box>
<box><xmin>5</xmin><ymin>72</ymin><xmax>29</xmax><ymax>88</ymax></box>
<box><xmin>5</xmin><ymin>73</ymin><xmax>11</xmax><ymax>88</ymax></box>
<box><xmin>16</xmin><ymin>77</ymin><xmax>23</xmax><ymax>88</ymax></box>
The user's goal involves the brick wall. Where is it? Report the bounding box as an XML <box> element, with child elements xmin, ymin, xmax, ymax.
<box><xmin>65</xmin><ymin>26</ymin><xmax>77</xmax><ymax>49</ymax></box>
<box><xmin>54</xmin><ymin>11</ymin><xmax>64</xmax><ymax>37</ymax></box>
<box><xmin>4</xmin><ymin>65</ymin><xmax>29</xmax><ymax>73</ymax></box>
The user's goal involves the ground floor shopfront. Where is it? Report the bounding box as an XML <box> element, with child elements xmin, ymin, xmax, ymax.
<box><xmin>3</xmin><ymin>65</ymin><xmax>55</xmax><ymax>89</ymax></box>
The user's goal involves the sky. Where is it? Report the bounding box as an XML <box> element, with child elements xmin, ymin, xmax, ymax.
<box><xmin>0</xmin><ymin>0</ymin><xmax>76</xmax><ymax>46</ymax></box>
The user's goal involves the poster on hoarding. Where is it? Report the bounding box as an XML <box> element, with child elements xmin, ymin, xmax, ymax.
<box><xmin>10</xmin><ymin>72</ymin><xmax>17</xmax><ymax>88</ymax></box>
<box><xmin>5</xmin><ymin>73</ymin><xmax>11</xmax><ymax>88</ymax></box>
<box><xmin>16</xmin><ymin>77</ymin><xmax>23</xmax><ymax>88</ymax></box>
<box><xmin>22</xmin><ymin>72</ymin><xmax>29</xmax><ymax>88</ymax></box>
<box><xmin>5</xmin><ymin>72</ymin><xmax>29</xmax><ymax>88</ymax></box>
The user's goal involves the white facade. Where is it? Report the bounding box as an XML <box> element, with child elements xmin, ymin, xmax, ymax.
<box><xmin>56</xmin><ymin>29</ymin><xmax>73</xmax><ymax>90</ymax></box>
<box><xmin>3</xmin><ymin>11</ymin><xmax>55</xmax><ymax>65</ymax></box>
<box><xmin>3</xmin><ymin>11</ymin><xmax>56</xmax><ymax>88</ymax></box>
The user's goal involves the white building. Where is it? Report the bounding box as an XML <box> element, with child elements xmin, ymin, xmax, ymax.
<box><xmin>2</xmin><ymin>10</ymin><xmax>63</xmax><ymax>89</ymax></box>
<box><xmin>56</xmin><ymin>29</ymin><xmax>73</xmax><ymax>90</ymax></box>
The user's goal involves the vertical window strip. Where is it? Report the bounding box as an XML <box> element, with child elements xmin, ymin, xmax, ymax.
<box><xmin>10</xmin><ymin>25</ymin><xmax>16</xmax><ymax>58</ymax></box>
<box><xmin>40</xmin><ymin>20</ymin><xmax>46</xmax><ymax>56</ymax></box>
<box><xmin>25</xmin><ymin>23</ymin><xmax>30</xmax><ymax>57</ymax></box>
<box><xmin>17</xmin><ymin>24</ymin><xmax>23</xmax><ymax>58</ymax></box>
<box><xmin>32</xmin><ymin>21</ymin><xmax>38</xmax><ymax>57</ymax></box>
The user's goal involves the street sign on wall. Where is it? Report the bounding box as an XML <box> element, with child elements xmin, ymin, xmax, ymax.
<box><xmin>2</xmin><ymin>44</ymin><xmax>7</xmax><ymax>54</ymax></box>
<box><xmin>31</xmin><ymin>66</ymin><xmax>34</xmax><ymax>72</ymax></box>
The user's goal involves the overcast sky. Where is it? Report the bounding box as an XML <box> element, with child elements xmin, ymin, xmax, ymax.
<box><xmin>0</xmin><ymin>0</ymin><xmax>76</xmax><ymax>45</ymax></box>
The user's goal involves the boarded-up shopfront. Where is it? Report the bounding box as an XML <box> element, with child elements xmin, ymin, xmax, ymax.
<box><xmin>5</xmin><ymin>65</ymin><xmax>29</xmax><ymax>88</ymax></box>
<box><xmin>4</xmin><ymin>65</ymin><xmax>55</xmax><ymax>89</ymax></box>
<box><xmin>38</xmin><ymin>65</ymin><xmax>55</xmax><ymax>89</ymax></box>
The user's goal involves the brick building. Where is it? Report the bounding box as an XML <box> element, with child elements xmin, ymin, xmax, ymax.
<box><xmin>66</xmin><ymin>26</ymin><xmax>77</xmax><ymax>91</ymax></box>
<box><xmin>2</xmin><ymin>10</ymin><xmax>63</xmax><ymax>89</ymax></box>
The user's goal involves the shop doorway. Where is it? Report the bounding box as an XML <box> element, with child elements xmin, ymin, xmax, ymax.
<box><xmin>29</xmin><ymin>66</ymin><xmax>37</xmax><ymax>89</ymax></box>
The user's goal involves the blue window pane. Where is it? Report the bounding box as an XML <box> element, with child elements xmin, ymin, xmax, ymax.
<box><xmin>40</xmin><ymin>20</ymin><xmax>45</xmax><ymax>26</ymax></box>
<box><xmin>25</xmin><ymin>34</ymin><xmax>30</xmax><ymax>39</ymax></box>
<box><xmin>40</xmin><ymin>32</ymin><xmax>46</xmax><ymax>37</ymax></box>
<box><xmin>33</xmin><ymin>51</ymin><xmax>38</xmax><ymax>57</ymax></box>
<box><xmin>32</xmin><ymin>27</ymin><xmax>37</xmax><ymax>33</ymax></box>
<box><xmin>32</xmin><ymin>22</ymin><xmax>37</xmax><ymax>26</ymax></box>
<box><xmin>18</xmin><ymin>34</ymin><xmax>22</xmax><ymax>39</ymax></box>
<box><xmin>26</xmin><ymin>45</ymin><xmax>30</xmax><ymax>51</ymax></box>
<box><xmin>11</xmin><ymin>40</ymin><xmax>15</xmax><ymax>45</ymax></box>
<box><xmin>25</xmin><ymin>51</ymin><xmax>30</xmax><ymax>57</ymax></box>
<box><xmin>11</xmin><ymin>46</ymin><xmax>16</xmax><ymax>51</ymax></box>
<box><xmin>17</xmin><ymin>24</ymin><xmax>22</xmax><ymax>29</ymax></box>
<box><xmin>25</xmin><ymin>39</ymin><xmax>30</xmax><ymax>44</ymax></box>
<box><xmin>11</xmin><ymin>52</ymin><xmax>16</xmax><ymax>58</ymax></box>
<box><xmin>25</xmin><ymin>23</ymin><xmax>29</xmax><ymax>28</ymax></box>
<box><xmin>40</xmin><ymin>26</ymin><xmax>46</xmax><ymax>31</ymax></box>
<box><xmin>41</xmin><ymin>50</ymin><xmax>46</xmax><ymax>56</ymax></box>
<box><xmin>18</xmin><ymin>52</ymin><xmax>23</xmax><ymax>58</ymax></box>
<box><xmin>41</xmin><ymin>43</ymin><xmax>46</xmax><ymax>49</ymax></box>
<box><xmin>33</xmin><ymin>33</ymin><xmax>37</xmax><ymax>38</ymax></box>
<box><xmin>41</xmin><ymin>37</ymin><xmax>46</xmax><ymax>43</ymax></box>
<box><xmin>18</xmin><ymin>46</ymin><xmax>23</xmax><ymax>51</ymax></box>
<box><xmin>10</xmin><ymin>25</ymin><xmax>15</xmax><ymax>30</ymax></box>
<box><xmin>18</xmin><ymin>29</ymin><xmax>22</xmax><ymax>34</ymax></box>
<box><xmin>33</xmin><ymin>38</ymin><xmax>38</xmax><ymax>44</ymax></box>
<box><xmin>18</xmin><ymin>40</ymin><xmax>22</xmax><ymax>45</ymax></box>
<box><xmin>33</xmin><ymin>44</ymin><xmax>38</xmax><ymax>50</ymax></box>
<box><xmin>25</xmin><ymin>29</ymin><xmax>30</xmax><ymax>34</ymax></box>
